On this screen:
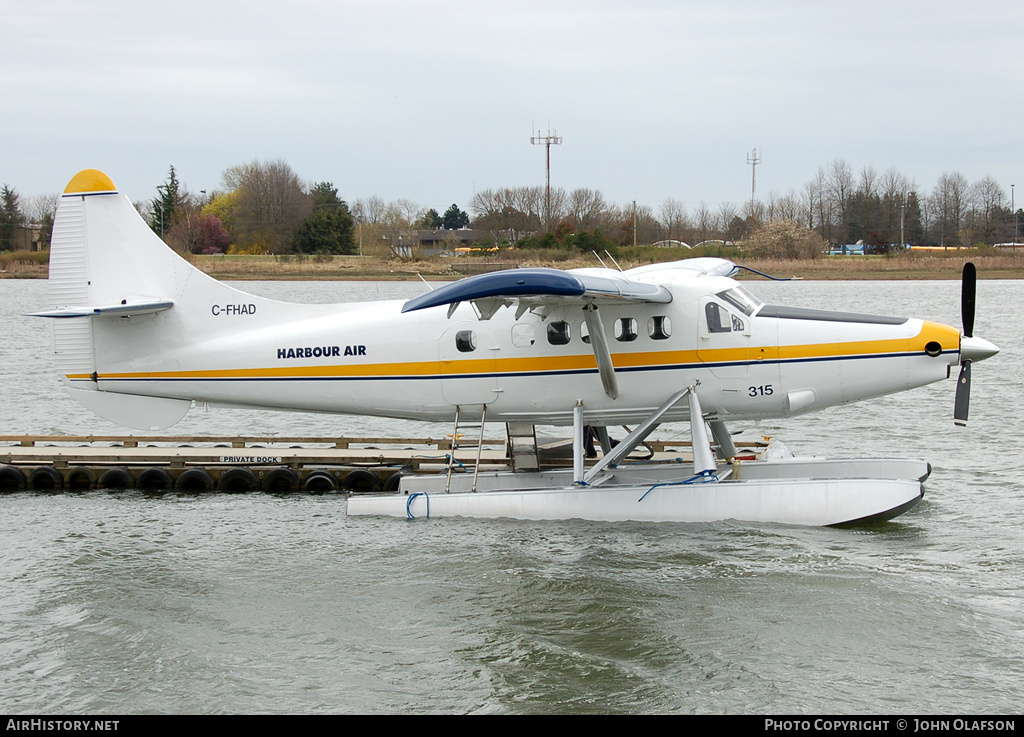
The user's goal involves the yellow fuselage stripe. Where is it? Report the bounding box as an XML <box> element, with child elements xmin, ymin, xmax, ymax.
<box><xmin>68</xmin><ymin>322</ymin><xmax>959</xmax><ymax>382</ymax></box>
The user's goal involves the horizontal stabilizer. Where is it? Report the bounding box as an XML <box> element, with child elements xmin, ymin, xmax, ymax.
<box><xmin>401</xmin><ymin>267</ymin><xmax>671</xmax><ymax>314</ymax></box>
<box><xmin>27</xmin><ymin>300</ymin><xmax>174</xmax><ymax>319</ymax></box>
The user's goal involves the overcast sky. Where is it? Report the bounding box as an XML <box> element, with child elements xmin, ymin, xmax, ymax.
<box><xmin>3</xmin><ymin>1</ymin><xmax>1022</xmax><ymax>213</ymax></box>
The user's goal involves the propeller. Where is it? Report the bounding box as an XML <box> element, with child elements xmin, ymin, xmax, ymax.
<box><xmin>961</xmin><ymin>262</ymin><xmax>976</xmax><ymax>339</ymax></box>
<box><xmin>954</xmin><ymin>263</ymin><xmax>976</xmax><ymax>427</ymax></box>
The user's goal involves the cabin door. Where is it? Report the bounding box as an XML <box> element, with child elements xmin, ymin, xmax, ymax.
<box><xmin>439</xmin><ymin>323</ymin><xmax>499</xmax><ymax>406</ymax></box>
<box><xmin>697</xmin><ymin>296</ymin><xmax>750</xmax><ymax>379</ymax></box>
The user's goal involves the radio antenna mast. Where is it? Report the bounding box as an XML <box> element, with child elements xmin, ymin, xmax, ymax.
<box><xmin>747</xmin><ymin>147</ymin><xmax>761</xmax><ymax>215</ymax></box>
<box><xmin>531</xmin><ymin>125</ymin><xmax>563</xmax><ymax>230</ymax></box>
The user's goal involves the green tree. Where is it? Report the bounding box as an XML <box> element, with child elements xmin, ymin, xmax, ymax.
<box><xmin>418</xmin><ymin>208</ymin><xmax>442</xmax><ymax>229</ymax></box>
<box><xmin>564</xmin><ymin>228</ymin><xmax>616</xmax><ymax>254</ymax></box>
<box><xmin>0</xmin><ymin>185</ymin><xmax>25</xmax><ymax>251</ymax></box>
<box><xmin>150</xmin><ymin>166</ymin><xmax>184</xmax><ymax>238</ymax></box>
<box><xmin>294</xmin><ymin>182</ymin><xmax>356</xmax><ymax>255</ymax></box>
<box><xmin>442</xmin><ymin>203</ymin><xmax>469</xmax><ymax>230</ymax></box>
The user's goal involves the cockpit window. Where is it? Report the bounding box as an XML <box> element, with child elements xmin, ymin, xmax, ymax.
<box><xmin>705</xmin><ymin>302</ymin><xmax>731</xmax><ymax>333</ymax></box>
<box><xmin>717</xmin><ymin>287</ymin><xmax>762</xmax><ymax>316</ymax></box>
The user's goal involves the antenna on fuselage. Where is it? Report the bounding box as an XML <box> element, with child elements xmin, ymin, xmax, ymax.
<box><xmin>732</xmin><ymin>264</ymin><xmax>799</xmax><ymax>281</ymax></box>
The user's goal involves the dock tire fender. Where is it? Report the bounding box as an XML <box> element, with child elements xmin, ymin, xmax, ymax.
<box><xmin>218</xmin><ymin>467</ymin><xmax>259</xmax><ymax>493</ymax></box>
<box><xmin>175</xmin><ymin>467</ymin><xmax>216</xmax><ymax>493</ymax></box>
<box><xmin>136</xmin><ymin>467</ymin><xmax>174</xmax><ymax>491</ymax></box>
<box><xmin>343</xmin><ymin>469</ymin><xmax>380</xmax><ymax>493</ymax></box>
<box><xmin>98</xmin><ymin>466</ymin><xmax>134</xmax><ymax>489</ymax></box>
<box><xmin>261</xmin><ymin>467</ymin><xmax>301</xmax><ymax>494</ymax></box>
<box><xmin>64</xmin><ymin>466</ymin><xmax>97</xmax><ymax>491</ymax></box>
<box><xmin>28</xmin><ymin>466</ymin><xmax>63</xmax><ymax>491</ymax></box>
<box><xmin>303</xmin><ymin>469</ymin><xmax>339</xmax><ymax>495</ymax></box>
<box><xmin>383</xmin><ymin>471</ymin><xmax>402</xmax><ymax>492</ymax></box>
<box><xmin>0</xmin><ymin>464</ymin><xmax>27</xmax><ymax>492</ymax></box>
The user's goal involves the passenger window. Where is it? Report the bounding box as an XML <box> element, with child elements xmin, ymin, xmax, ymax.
<box><xmin>614</xmin><ymin>317</ymin><xmax>638</xmax><ymax>342</ymax></box>
<box><xmin>511</xmin><ymin>323</ymin><xmax>536</xmax><ymax>347</ymax></box>
<box><xmin>705</xmin><ymin>303</ymin><xmax>731</xmax><ymax>333</ymax></box>
<box><xmin>547</xmin><ymin>321</ymin><xmax>571</xmax><ymax>345</ymax></box>
<box><xmin>455</xmin><ymin>330</ymin><xmax>477</xmax><ymax>352</ymax></box>
<box><xmin>731</xmin><ymin>314</ymin><xmax>745</xmax><ymax>332</ymax></box>
<box><xmin>649</xmin><ymin>316</ymin><xmax>671</xmax><ymax>340</ymax></box>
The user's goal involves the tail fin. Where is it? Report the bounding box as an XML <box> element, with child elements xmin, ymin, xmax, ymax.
<box><xmin>38</xmin><ymin>170</ymin><xmax>199</xmax><ymax>429</ymax></box>
<box><xmin>37</xmin><ymin>169</ymin><xmax>352</xmax><ymax>430</ymax></box>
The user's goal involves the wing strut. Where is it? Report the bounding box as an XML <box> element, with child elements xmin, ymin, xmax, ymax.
<box><xmin>582</xmin><ymin>303</ymin><xmax>618</xmax><ymax>399</ymax></box>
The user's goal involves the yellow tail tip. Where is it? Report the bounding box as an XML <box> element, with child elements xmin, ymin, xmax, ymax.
<box><xmin>64</xmin><ymin>169</ymin><xmax>117</xmax><ymax>194</ymax></box>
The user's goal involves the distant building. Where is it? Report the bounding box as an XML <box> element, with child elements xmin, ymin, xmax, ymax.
<box><xmin>384</xmin><ymin>228</ymin><xmax>489</xmax><ymax>259</ymax></box>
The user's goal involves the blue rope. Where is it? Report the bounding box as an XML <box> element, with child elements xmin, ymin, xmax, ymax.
<box><xmin>444</xmin><ymin>454</ymin><xmax>466</xmax><ymax>471</ymax></box>
<box><xmin>637</xmin><ymin>469</ymin><xmax>718</xmax><ymax>502</ymax></box>
<box><xmin>406</xmin><ymin>491</ymin><xmax>430</xmax><ymax>519</ymax></box>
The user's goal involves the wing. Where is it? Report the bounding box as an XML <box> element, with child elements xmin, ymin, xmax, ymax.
<box><xmin>401</xmin><ymin>267</ymin><xmax>671</xmax><ymax>320</ymax></box>
<box><xmin>402</xmin><ymin>267</ymin><xmax>678</xmax><ymax>401</ymax></box>
<box><xmin>399</xmin><ymin>261</ymin><xmax>739</xmax><ymax>401</ymax></box>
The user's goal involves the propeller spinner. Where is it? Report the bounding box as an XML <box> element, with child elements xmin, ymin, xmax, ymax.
<box><xmin>953</xmin><ymin>262</ymin><xmax>999</xmax><ymax>427</ymax></box>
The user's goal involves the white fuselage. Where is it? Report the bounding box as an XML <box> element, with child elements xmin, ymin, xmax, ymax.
<box><xmin>76</xmin><ymin>270</ymin><xmax>962</xmax><ymax>426</ymax></box>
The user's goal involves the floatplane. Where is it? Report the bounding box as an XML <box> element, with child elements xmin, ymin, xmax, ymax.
<box><xmin>30</xmin><ymin>170</ymin><xmax>999</xmax><ymax>526</ymax></box>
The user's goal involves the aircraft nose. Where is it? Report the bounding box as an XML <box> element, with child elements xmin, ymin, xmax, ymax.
<box><xmin>961</xmin><ymin>335</ymin><xmax>999</xmax><ymax>363</ymax></box>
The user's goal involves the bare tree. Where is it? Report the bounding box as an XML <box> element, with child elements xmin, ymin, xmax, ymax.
<box><xmin>694</xmin><ymin>201</ymin><xmax>716</xmax><ymax>245</ymax></box>
<box><xmin>659</xmin><ymin>197</ymin><xmax>689</xmax><ymax>243</ymax></box>
<box><xmin>858</xmin><ymin>165</ymin><xmax>879</xmax><ymax>199</ymax></box>
<box><xmin>967</xmin><ymin>176</ymin><xmax>1005</xmax><ymax>245</ymax></box>
<box><xmin>827</xmin><ymin>158</ymin><xmax>854</xmax><ymax>244</ymax></box>
<box><xmin>805</xmin><ymin>167</ymin><xmax>830</xmax><ymax>239</ymax></box>
<box><xmin>221</xmin><ymin>159</ymin><xmax>309</xmax><ymax>252</ymax></box>
<box><xmin>879</xmin><ymin>167</ymin><xmax>917</xmax><ymax>244</ymax></box>
<box><xmin>765</xmin><ymin>189</ymin><xmax>800</xmax><ymax>222</ymax></box>
<box><xmin>928</xmin><ymin>171</ymin><xmax>970</xmax><ymax>246</ymax></box>
<box><xmin>393</xmin><ymin>198</ymin><xmax>424</xmax><ymax>226</ymax></box>
<box><xmin>352</xmin><ymin>195</ymin><xmax>387</xmax><ymax>225</ymax></box>
<box><xmin>633</xmin><ymin>203</ymin><xmax>659</xmax><ymax>246</ymax></box>
<box><xmin>566</xmin><ymin>188</ymin><xmax>608</xmax><ymax>231</ymax></box>
<box><xmin>718</xmin><ymin>201</ymin><xmax>742</xmax><ymax>241</ymax></box>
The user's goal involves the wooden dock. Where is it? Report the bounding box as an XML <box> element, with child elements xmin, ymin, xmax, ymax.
<box><xmin>0</xmin><ymin>434</ymin><xmax>764</xmax><ymax>494</ymax></box>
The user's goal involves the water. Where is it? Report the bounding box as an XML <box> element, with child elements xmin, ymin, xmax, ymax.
<box><xmin>1</xmin><ymin>277</ymin><xmax>1022</xmax><ymax>714</ymax></box>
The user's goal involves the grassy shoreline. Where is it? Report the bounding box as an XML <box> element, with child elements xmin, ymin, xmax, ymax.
<box><xmin>4</xmin><ymin>249</ymin><xmax>1024</xmax><ymax>281</ymax></box>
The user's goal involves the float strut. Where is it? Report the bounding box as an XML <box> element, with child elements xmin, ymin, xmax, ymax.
<box><xmin>573</xmin><ymin>402</ymin><xmax>585</xmax><ymax>484</ymax></box>
<box><xmin>584</xmin><ymin>388</ymin><xmax>690</xmax><ymax>484</ymax></box>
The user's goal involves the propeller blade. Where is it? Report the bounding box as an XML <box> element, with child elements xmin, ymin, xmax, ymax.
<box><xmin>961</xmin><ymin>262</ymin><xmax>976</xmax><ymax>338</ymax></box>
<box><xmin>954</xmin><ymin>360</ymin><xmax>971</xmax><ymax>427</ymax></box>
